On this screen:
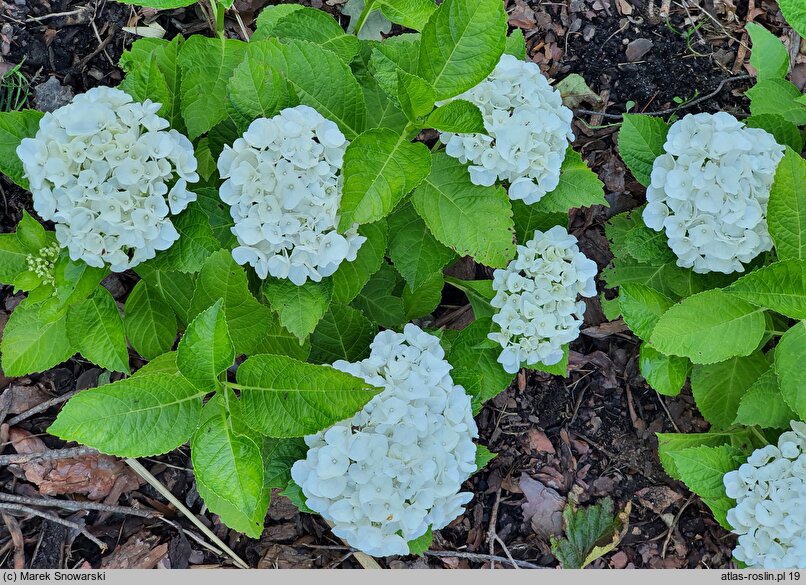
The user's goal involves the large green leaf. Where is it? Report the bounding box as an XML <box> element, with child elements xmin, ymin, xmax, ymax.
<box><xmin>669</xmin><ymin>445</ymin><xmax>740</xmax><ymax>529</ymax></box>
<box><xmin>425</xmin><ymin>99</ymin><xmax>485</xmax><ymax>134</ymax></box>
<box><xmin>350</xmin><ymin>263</ymin><xmax>406</xmax><ymax>327</ymax></box>
<box><xmin>396</xmin><ymin>70</ymin><xmax>436</xmax><ymax>121</ymax></box>
<box><xmin>331</xmin><ymin>220</ymin><xmax>388</xmax><ymax>304</ymax></box>
<box><xmin>638</xmin><ymin>343</ymin><xmax>689</xmax><ymax>397</ymax></box>
<box><xmin>309</xmin><ymin>304</ymin><xmax>376</xmax><ymax>364</ymax></box>
<box><xmin>532</xmin><ymin>149</ymin><xmax>607</xmax><ymax>214</ymax></box>
<box><xmin>416</xmin><ymin>0</ymin><xmax>507</xmax><ymax>100</ymax></box>
<box><xmin>227</xmin><ymin>54</ymin><xmax>294</xmax><ymax>131</ymax></box>
<box><xmin>262</xmin><ymin>278</ymin><xmax>332</xmax><ymax>341</ymax></box>
<box><xmin>264</xmin><ymin>438</ymin><xmax>308</xmax><ymax>489</ymax></box>
<box><xmin>358</xmin><ymin>70</ymin><xmax>408</xmax><ymax>134</ymax></box>
<box><xmin>402</xmin><ymin>271</ymin><xmax>443</xmax><ymax>320</ymax></box>
<box><xmin>135</xmin><ymin>265</ymin><xmax>195</xmax><ymax>326</ymax></box>
<box><xmin>190</xmin><ymin>250</ymin><xmax>275</xmax><ymax>355</ymax></box>
<box><xmin>657</xmin><ymin>429</ymin><xmax>757</xmax><ymax>481</ymax></box>
<box><xmin>269</xmin><ymin>7</ymin><xmax>360</xmax><ymax>63</ymax></box>
<box><xmin>650</xmin><ymin>290</ymin><xmax>766</xmax><ymax>364</ymax></box>
<box><xmin>377</xmin><ymin>0</ymin><xmax>436</xmax><ymax>31</ymax></box>
<box><xmin>177</xmin><ymin>300</ymin><xmax>235</xmax><ymax>391</ymax></box>
<box><xmin>746</xmin><ymin>22</ymin><xmax>790</xmax><ymax>80</ymax></box>
<box><xmin>369</xmin><ymin>34</ymin><xmax>420</xmax><ymax>97</ymax></box>
<box><xmin>747</xmin><ymin>79</ymin><xmax>806</xmax><ymax>125</ymax></box>
<box><xmin>411</xmin><ymin>152</ymin><xmax>515</xmax><ymax>268</ymax></box>
<box><xmin>735</xmin><ymin>368</ymin><xmax>797</xmax><ymax>429</ymax></box>
<box><xmin>511</xmin><ymin>201</ymin><xmax>566</xmax><ymax>245</ymax></box>
<box><xmin>690</xmin><ymin>352</ymin><xmax>768</xmax><ymax>428</ymax></box>
<box><xmin>618</xmin><ymin>283</ymin><xmax>674</xmax><ymax>342</ymax></box>
<box><xmin>774</xmin><ymin>321</ymin><xmax>806</xmax><ymax>420</ymax></box>
<box><xmin>119</xmin><ymin>53</ymin><xmax>172</xmax><ymax>125</ymax></box>
<box><xmin>387</xmin><ymin>202</ymin><xmax>456</xmax><ymax>290</ymax></box>
<box><xmin>149</xmin><ymin>204</ymin><xmax>219</xmax><ymax>273</ymax></box>
<box><xmin>251</xmin><ymin>4</ymin><xmax>305</xmax><ymax>41</ymax></box>
<box><xmin>0</xmin><ymin>232</ymin><xmax>29</xmax><ymax>286</ymax></box>
<box><xmin>768</xmin><ymin>148</ymin><xmax>806</xmax><ymax>261</ymax></box>
<box><xmin>1</xmin><ymin>299</ymin><xmax>74</xmax><ymax>376</ymax></box>
<box><xmin>617</xmin><ymin>114</ymin><xmax>669</xmax><ymax>186</ymax></box>
<box><xmin>236</xmin><ymin>354</ymin><xmax>379</xmax><ymax>437</ymax></box>
<box><xmin>191</xmin><ymin>393</ymin><xmax>269</xmax><ymax>539</ymax></box>
<box><xmin>124</xmin><ymin>280</ymin><xmax>177</xmax><ymax>361</ymax></box>
<box><xmin>623</xmin><ymin>225</ymin><xmax>676</xmax><ymax>264</ymax></box>
<box><xmin>50</xmin><ymin>372</ymin><xmax>205</xmax><ymax>457</ymax></box>
<box><xmin>725</xmin><ymin>260</ymin><xmax>806</xmax><ymax>319</ymax></box>
<box><xmin>779</xmin><ymin>0</ymin><xmax>806</xmax><ymax>38</ymax></box>
<box><xmin>67</xmin><ymin>288</ymin><xmax>129</xmax><ymax>374</ymax></box>
<box><xmin>0</xmin><ymin>110</ymin><xmax>43</xmax><ymax>189</ymax></box>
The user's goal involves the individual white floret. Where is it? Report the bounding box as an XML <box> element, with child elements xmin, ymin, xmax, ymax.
<box><xmin>724</xmin><ymin>421</ymin><xmax>806</xmax><ymax>569</ymax></box>
<box><xmin>438</xmin><ymin>54</ymin><xmax>574</xmax><ymax>204</ymax></box>
<box><xmin>217</xmin><ymin>106</ymin><xmax>365</xmax><ymax>285</ymax></box>
<box><xmin>16</xmin><ymin>87</ymin><xmax>199</xmax><ymax>272</ymax></box>
<box><xmin>291</xmin><ymin>324</ymin><xmax>478</xmax><ymax>557</ymax></box>
<box><xmin>642</xmin><ymin>112</ymin><xmax>784</xmax><ymax>274</ymax></box>
<box><xmin>488</xmin><ymin>226</ymin><xmax>597</xmax><ymax>374</ymax></box>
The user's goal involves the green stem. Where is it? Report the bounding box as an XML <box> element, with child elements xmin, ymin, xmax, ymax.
<box><xmin>353</xmin><ymin>0</ymin><xmax>378</xmax><ymax>37</ymax></box>
<box><xmin>210</xmin><ymin>0</ymin><xmax>225</xmax><ymax>37</ymax></box>
<box><xmin>750</xmin><ymin>426</ymin><xmax>770</xmax><ymax>446</ymax></box>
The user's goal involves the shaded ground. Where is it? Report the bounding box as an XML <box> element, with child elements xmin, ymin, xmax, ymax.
<box><xmin>0</xmin><ymin>0</ymin><xmax>803</xmax><ymax>570</ymax></box>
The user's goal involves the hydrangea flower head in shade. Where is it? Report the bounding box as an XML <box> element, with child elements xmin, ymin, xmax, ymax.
<box><xmin>438</xmin><ymin>53</ymin><xmax>574</xmax><ymax>204</ymax></box>
<box><xmin>642</xmin><ymin>112</ymin><xmax>785</xmax><ymax>274</ymax></box>
<box><xmin>291</xmin><ymin>324</ymin><xmax>478</xmax><ymax>557</ymax></box>
<box><xmin>16</xmin><ymin>87</ymin><xmax>199</xmax><ymax>271</ymax></box>
<box><xmin>488</xmin><ymin>226</ymin><xmax>597</xmax><ymax>374</ymax></box>
<box><xmin>217</xmin><ymin>105</ymin><xmax>365</xmax><ymax>285</ymax></box>
<box><xmin>724</xmin><ymin>421</ymin><xmax>806</xmax><ymax>568</ymax></box>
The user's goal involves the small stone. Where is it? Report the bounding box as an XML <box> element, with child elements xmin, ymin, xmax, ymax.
<box><xmin>626</xmin><ymin>38</ymin><xmax>653</xmax><ymax>62</ymax></box>
<box><xmin>33</xmin><ymin>77</ymin><xmax>74</xmax><ymax>112</ymax></box>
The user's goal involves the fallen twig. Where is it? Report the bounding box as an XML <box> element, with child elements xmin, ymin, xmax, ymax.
<box><xmin>2</xmin><ymin>511</ymin><xmax>25</xmax><ymax>569</ymax></box>
<box><xmin>0</xmin><ymin>446</ymin><xmax>99</xmax><ymax>466</ymax></box>
<box><xmin>0</xmin><ymin>502</ymin><xmax>107</xmax><ymax>551</ymax></box>
<box><xmin>0</xmin><ymin>492</ymin><xmax>159</xmax><ymax>519</ymax></box>
<box><xmin>424</xmin><ymin>550</ymin><xmax>545</xmax><ymax>569</ymax></box>
<box><xmin>6</xmin><ymin>389</ymin><xmax>80</xmax><ymax>426</ymax></box>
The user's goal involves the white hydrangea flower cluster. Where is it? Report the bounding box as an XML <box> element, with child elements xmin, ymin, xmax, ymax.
<box><xmin>489</xmin><ymin>226</ymin><xmax>597</xmax><ymax>374</ymax></box>
<box><xmin>438</xmin><ymin>53</ymin><xmax>574</xmax><ymax>204</ymax></box>
<box><xmin>217</xmin><ymin>105</ymin><xmax>365</xmax><ymax>285</ymax></box>
<box><xmin>724</xmin><ymin>421</ymin><xmax>806</xmax><ymax>569</ymax></box>
<box><xmin>290</xmin><ymin>324</ymin><xmax>478</xmax><ymax>557</ymax></box>
<box><xmin>642</xmin><ymin>112</ymin><xmax>785</xmax><ymax>274</ymax></box>
<box><xmin>17</xmin><ymin>87</ymin><xmax>199</xmax><ymax>272</ymax></box>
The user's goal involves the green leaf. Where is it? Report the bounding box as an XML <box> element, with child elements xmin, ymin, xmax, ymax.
<box><xmin>411</xmin><ymin>152</ymin><xmax>515</xmax><ymax>267</ymax></box>
<box><xmin>149</xmin><ymin>204</ymin><xmax>219</xmax><ymax>273</ymax></box>
<box><xmin>236</xmin><ymin>354</ymin><xmax>379</xmax><ymax>437</ymax></box>
<box><xmin>768</xmin><ymin>148</ymin><xmax>806</xmax><ymax>261</ymax></box>
<box><xmin>396</xmin><ymin>70</ymin><xmax>435</xmax><ymax>120</ymax></box>
<box><xmin>617</xmin><ymin>114</ymin><xmax>670</xmax><ymax>186</ymax></box>
<box><xmin>264</xmin><ymin>438</ymin><xmax>308</xmax><ymax>489</ymax></box>
<box><xmin>446</xmin><ymin>317</ymin><xmax>513</xmax><ymax>413</ymax></box>
<box><xmin>191</xmin><ymin>393</ymin><xmax>269</xmax><ymax>539</ymax></box>
<box><xmin>359</xmin><ymin>70</ymin><xmax>408</xmax><ymax>134</ymax></box>
<box><xmin>67</xmin><ymin>288</ymin><xmax>129</xmax><ymax>374</ymax></box>
<box><xmin>690</xmin><ymin>352</ymin><xmax>768</xmax><ymax>428</ymax></box>
<box><xmin>774</xmin><ymin>321</ymin><xmax>806</xmax><ymax>420</ymax></box>
<box><xmin>402</xmin><ymin>271</ymin><xmax>443</xmax><ymax>320</ymax></box>
<box><xmin>387</xmin><ymin>202</ymin><xmax>456</xmax><ymax>290</ymax></box>
<box><xmin>618</xmin><ymin>283</ymin><xmax>674</xmax><ymax>341</ymax></box>
<box><xmin>193</xmin><ymin>187</ymin><xmax>237</xmax><ymax>248</ymax></box>
<box><xmin>135</xmin><ymin>265</ymin><xmax>195</xmax><ymax>326</ymax></box>
<box><xmin>339</xmin><ymin>129</ymin><xmax>431</xmax><ymax>228</ymax></box>
<box><xmin>124</xmin><ymin>280</ymin><xmax>178</xmax><ymax>361</ymax></box>
<box><xmin>657</xmin><ymin>429</ymin><xmax>758</xmax><ymax>481</ymax></box>
<box><xmin>668</xmin><ymin>445</ymin><xmax>740</xmax><ymax>529</ymax></box>
<box><xmin>177</xmin><ymin>300</ymin><xmax>235</xmax><ymax>391</ymax></box>
<box><xmin>747</xmin><ymin>79</ymin><xmax>806</xmax><ymax>125</ymax></box>
<box><xmin>511</xmin><ymin>201</ymin><xmax>566</xmax><ymax>245</ymax></box>
<box><xmin>268</xmin><ymin>7</ymin><xmax>360</xmax><ymax>63</ymax></box>
<box><xmin>725</xmin><ymin>260</ymin><xmax>806</xmax><ymax>319</ymax></box>
<box><xmin>250</xmin><ymin>316</ymin><xmax>312</xmax><ymax>361</ymax></box>
<box><xmin>227</xmin><ymin>54</ymin><xmax>294</xmax><ymax>131</ymax></box>
<box><xmin>623</xmin><ymin>225</ymin><xmax>676</xmax><ymax>264</ymax></box>
<box><xmin>417</xmin><ymin>0</ymin><xmax>507</xmax><ymax>100</ymax></box>
<box><xmin>407</xmin><ymin>527</ymin><xmax>433</xmax><ymax>556</ymax></box>
<box><xmin>0</xmin><ymin>110</ymin><xmax>44</xmax><ymax>189</ymax></box>
<box><xmin>189</xmin><ymin>250</ymin><xmax>276</xmax><ymax>355</ymax></box>
<box><xmin>178</xmin><ymin>36</ymin><xmax>247</xmax><ymax>139</ymax></box>
<box><xmin>1</xmin><ymin>299</ymin><xmax>74</xmax><ymax>377</ymax></box>
<box><xmin>504</xmin><ymin>29</ymin><xmax>526</xmax><ymax>60</ymax></box>
<box><xmin>309</xmin><ymin>304</ymin><xmax>376</xmax><ymax>364</ymax></box>
<box><xmin>638</xmin><ymin>343</ymin><xmax>689</xmax><ymax>397</ymax></box>
<box><xmin>531</xmin><ymin>149</ymin><xmax>607</xmax><ymax>214</ymax></box>
<box><xmin>331</xmin><ymin>220</ymin><xmax>388</xmax><ymax>304</ymax></box>
<box><xmin>49</xmin><ymin>373</ymin><xmax>205</xmax><ymax>457</ymax></box>
<box><xmin>245</xmin><ymin>39</ymin><xmax>366</xmax><ymax>140</ymax></box>
<box><xmin>746</xmin><ymin>22</ymin><xmax>790</xmax><ymax>80</ymax></box>
<box><xmin>426</xmin><ymin>99</ymin><xmax>485</xmax><ymax>133</ymax></box>
<box><xmin>475</xmin><ymin>444</ymin><xmax>496</xmax><ymax>470</ymax></box>
<box><xmin>350</xmin><ymin>263</ymin><xmax>406</xmax><ymax>327</ymax></box>
<box><xmin>0</xmin><ymin>232</ymin><xmax>28</xmax><ymax>286</ymax></box>
<box><xmin>262</xmin><ymin>278</ymin><xmax>332</xmax><ymax>341</ymax></box>
<box><xmin>745</xmin><ymin>115</ymin><xmax>805</xmax><ymax>153</ymax></box>
<box><xmin>555</xmin><ymin>73</ymin><xmax>603</xmax><ymax>110</ymax></box>
<box><xmin>735</xmin><ymin>368</ymin><xmax>797</xmax><ymax>429</ymax></box>
<box><xmin>378</xmin><ymin>0</ymin><xmax>436</xmax><ymax>30</ymax></box>
<box><xmin>281</xmin><ymin>480</ymin><xmax>314</xmax><ymax>513</ymax></box>
<box><xmin>444</xmin><ymin>276</ymin><xmax>494</xmax><ymax>319</ymax></box>
<box><xmin>650</xmin><ymin>290</ymin><xmax>766</xmax><ymax>364</ymax></box>
<box><xmin>119</xmin><ymin>53</ymin><xmax>171</xmax><ymax>120</ymax></box>
<box><xmin>529</xmin><ymin>345</ymin><xmax>570</xmax><ymax>377</ymax></box>
<box><xmin>550</xmin><ymin>498</ymin><xmax>624</xmax><ymax>569</ymax></box>
<box><xmin>252</xmin><ymin>4</ymin><xmax>305</xmax><ymax>41</ymax></box>
<box><xmin>39</xmin><ymin>253</ymin><xmax>108</xmax><ymax>322</ymax></box>
<box><xmin>369</xmin><ymin>34</ymin><xmax>420</xmax><ymax>97</ymax></box>
<box><xmin>779</xmin><ymin>0</ymin><xmax>806</xmax><ymax>38</ymax></box>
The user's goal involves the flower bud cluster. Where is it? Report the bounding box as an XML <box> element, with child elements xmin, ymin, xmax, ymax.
<box><xmin>438</xmin><ymin>54</ymin><xmax>574</xmax><ymax>204</ymax></box>
<box><xmin>724</xmin><ymin>421</ymin><xmax>806</xmax><ymax>569</ymax></box>
<box><xmin>291</xmin><ymin>324</ymin><xmax>478</xmax><ymax>557</ymax></box>
<box><xmin>489</xmin><ymin>226</ymin><xmax>597</xmax><ymax>374</ymax></box>
<box><xmin>17</xmin><ymin>87</ymin><xmax>199</xmax><ymax>272</ymax></box>
<box><xmin>642</xmin><ymin>112</ymin><xmax>785</xmax><ymax>274</ymax></box>
<box><xmin>25</xmin><ymin>241</ymin><xmax>61</xmax><ymax>288</ymax></box>
<box><xmin>217</xmin><ymin>106</ymin><xmax>365</xmax><ymax>285</ymax></box>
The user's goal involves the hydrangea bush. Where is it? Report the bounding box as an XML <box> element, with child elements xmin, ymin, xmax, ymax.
<box><xmin>0</xmin><ymin>0</ymin><xmax>608</xmax><ymax>558</ymax></box>
<box><xmin>607</xmin><ymin>23</ymin><xmax>806</xmax><ymax>568</ymax></box>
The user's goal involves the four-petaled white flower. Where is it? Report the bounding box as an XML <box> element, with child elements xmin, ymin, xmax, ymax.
<box><xmin>291</xmin><ymin>324</ymin><xmax>478</xmax><ymax>557</ymax></box>
<box><xmin>724</xmin><ymin>421</ymin><xmax>806</xmax><ymax>569</ymax></box>
<box><xmin>217</xmin><ymin>105</ymin><xmax>365</xmax><ymax>285</ymax></box>
<box><xmin>643</xmin><ymin>112</ymin><xmax>785</xmax><ymax>274</ymax></box>
<box><xmin>17</xmin><ymin>87</ymin><xmax>199</xmax><ymax>272</ymax></box>
<box><xmin>489</xmin><ymin>226</ymin><xmax>597</xmax><ymax>374</ymax></box>
<box><xmin>438</xmin><ymin>53</ymin><xmax>574</xmax><ymax>204</ymax></box>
